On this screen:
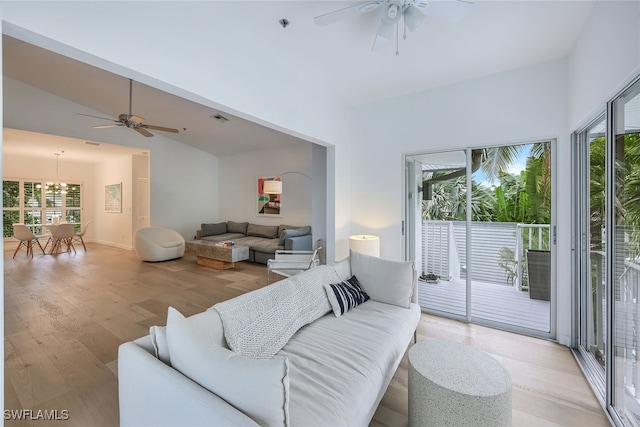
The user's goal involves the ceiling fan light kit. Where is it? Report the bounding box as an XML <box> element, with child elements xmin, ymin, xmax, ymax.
<box><xmin>77</xmin><ymin>79</ymin><xmax>179</xmax><ymax>137</ymax></box>
<box><xmin>315</xmin><ymin>0</ymin><xmax>473</xmax><ymax>55</ymax></box>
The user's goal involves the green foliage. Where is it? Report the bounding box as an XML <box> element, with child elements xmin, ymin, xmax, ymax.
<box><xmin>498</xmin><ymin>247</ymin><xmax>518</xmax><ymax>285</ymax></box>
<box><xmin>422</xmin><ymin>143</ymin><xmax>551</xmax><ymax>224</ymax></box>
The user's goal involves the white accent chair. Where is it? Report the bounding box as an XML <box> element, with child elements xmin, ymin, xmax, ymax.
<box><xmin>73</xmin><ymin>222</ymin><xmax>90</xmax><ymax>250</ymax></box>
<box><xmin>267</xmin><ymin>248</ymin><xmax>320</xmax><ymax>284</ymax></box>
<box><xmin>12</xmin><ymin>224</ymin><xmax>45</xmax><ymax>258</ymax></box>
<box><xmin>134</xmin><ymin>227</ymin><xmax>185</xmax><ymax>262</ymax></box>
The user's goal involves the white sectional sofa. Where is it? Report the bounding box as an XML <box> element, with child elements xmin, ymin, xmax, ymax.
<box><xmin>118</xmin><ymin>251</ymin><xmax>421</xmax><ymax>426</ymax></box>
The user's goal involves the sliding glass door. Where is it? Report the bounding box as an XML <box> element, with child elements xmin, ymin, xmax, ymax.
<box><xmin>574</xmin><ymin>115</ymin><xmax>607</xmax><ymax>397</ymax></box>
<box><xmin>611</xmin><ymin>78</ymin><xmax>640</xmax><ymax>426</ymax></box>
<box><xmin>574</xmin><ymin>76</ymin><xmax>640</xmax><ymax>426</ymax></box>
<box><xmin>405</xmin><ymin>141</ymin><xmax>554</xmax><ymax>338</ymax></box>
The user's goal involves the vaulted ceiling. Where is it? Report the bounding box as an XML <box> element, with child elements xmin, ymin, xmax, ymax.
<box><xmin>2</xmin><ymin>1</ymin><xmax>595</xmax><ymax>162</ymax></box>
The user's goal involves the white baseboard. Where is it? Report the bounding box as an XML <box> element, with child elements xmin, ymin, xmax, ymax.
<box><xmin>92</xmin><ymin>239</ymin><xmax>133</xmax><ymax>251</ymax></box>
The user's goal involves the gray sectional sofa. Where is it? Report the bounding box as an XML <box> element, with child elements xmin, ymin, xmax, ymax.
<box><xmin>195</xmin><ymin>221</ymin><xmax>312</xmax><ymax>264</ymax></box>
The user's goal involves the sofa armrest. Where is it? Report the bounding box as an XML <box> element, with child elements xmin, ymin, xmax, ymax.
<box><xmin>284</xmin><ymin>234</ymin><xmax>312</xmax><ymax>251</ymax></box>
<box><xmin>118</xmin><ymin>341</ymin><xmax>259</xmax><ymax>427</ymax></box>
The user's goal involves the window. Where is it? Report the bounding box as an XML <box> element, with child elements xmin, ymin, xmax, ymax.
<box><xmin>2</xmin><ymin>179</ymin><xmax>83</xmax><ymax>237</ymax></box>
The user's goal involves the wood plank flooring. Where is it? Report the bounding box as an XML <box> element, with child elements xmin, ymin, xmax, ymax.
<box><xmin>4</xmin><ymin>243</ymin><xmax>609</xmax><ymax>426</ymax></box>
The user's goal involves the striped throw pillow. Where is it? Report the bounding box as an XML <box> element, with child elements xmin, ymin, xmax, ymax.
<box><xmin>325</xmin><ymin>276</ymin><xmax>370</xmax><ymax>317</ymax></box>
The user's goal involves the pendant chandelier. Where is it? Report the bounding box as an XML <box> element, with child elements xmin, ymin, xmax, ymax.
<box><xmin>44</xmin><ymin>152</ymin><xmax>68</xmax><ymax>195</ymax></box>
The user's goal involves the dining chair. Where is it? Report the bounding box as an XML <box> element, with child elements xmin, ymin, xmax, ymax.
<box><xmin>73</xmin><ymin>222</ymin><xmax>90</xmax><ymax>250</ymax></box>
<box><xmin>12</xmin><ymin>223</ymin><xmax>46</xmax><ymax>258</ymax></box>
<box><xmin>49</xmin><ymin>223</ymin><xmax>76</xmax><ymax>255</ymax></box>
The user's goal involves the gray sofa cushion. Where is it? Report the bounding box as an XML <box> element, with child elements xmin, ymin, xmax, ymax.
<box><xmin>201</xmin><ymin>222</ymin><xmax>227</xmax><ymax>237</ymax></box>
<box><xmin>201</xmin><ymin>233</ymin><xmax>246</xmax><ymax>243</ymax></box>
<box><xmin>235</xmin><ymin>237</ymin><xmax>280</xmax><ymax>253</ymax></box>
<box><xmin>227</xmin><ymin>221</ymin><xmax>249</xmax><ymax>234</ymax></box>
<box><xmin>247</xmin><ymin>224</ymin><xmax>279</xmax><ymax>239</ymax></box>
<box><xmin>279</xmin><ymin>226</ymin><xmax>311</xmax><ymax>245</ymax></box>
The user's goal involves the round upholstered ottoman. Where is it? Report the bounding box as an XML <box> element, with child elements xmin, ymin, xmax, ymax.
<box><xmin>408</xmin><ymin>340</ymin><xmax>512</xmax><ymax>427</ymax></box>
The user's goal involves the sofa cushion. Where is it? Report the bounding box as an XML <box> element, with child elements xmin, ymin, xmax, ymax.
<box><xmin>247</xmin><ymin>224</ymin><xmax>279</xmax><ymax>239</ymax></box>
<box><xmin>278</xmin><ymin>226</ymin><xmax>311</xmax><ymax>246</ymax></box>
<box><xmin>279</xmin><ymin>300</ymin><xmax>421</xmax><ymax>426</ymax></box>
<box><xmin>149</xmin><ymin>325</ymin><xmax>170</xmax><ymax>365</ymax></box>
<box><xmin>201</xmin><ymin>233</ymin><xmax>246</xmax><ymax>243</ymax></box>
<box><xmin>166</xmin><ymin>307</ymin><xmax>290</xmax><ymax>427</ymax></box>
<box><xmin>149</xmin><ymin>309</ymin><xmax>228</xmax><ymax>366</ymax></box>
<box><xmin>325</xmin><ymin>276</ymin><xmax>370</xmax><ymax>317</ymax></box>
<box><xmin>201</xmin><ymin>222</ymin><xmax>227</xmax><ymax>237</ymax></box>
<box><xmin>242</xmin><ymin>237</ymin><xmax>280</xmax><ymax>253</ymax></box>
<box><xmin>278</xmin><ymin>224</ymin><xmax>301</xmax><ymax>237</ymax></box>
<box><xmin>349</xmin><ymin>250</ymin><xmax>415</xmax><ymax>309</ymax></box>
<box><xmin>333</xmin><ymin>257</ymin><xmax>352</xmax><ymax>281</ymax></box>
<box><xmin>227</xmin><ymin>221</ymin><xmax>249</xmax><ymax>234</ymax></box>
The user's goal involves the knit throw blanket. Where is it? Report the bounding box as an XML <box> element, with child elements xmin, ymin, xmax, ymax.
<box><xmin>213</xmin><ymin>265</ymin><xmax>339</xmax><ymax>359</ymax></box>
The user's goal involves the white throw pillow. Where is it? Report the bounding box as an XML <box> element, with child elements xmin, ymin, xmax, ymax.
<box><xmin>166</xmin><ymin>307</ymin><xmax>290</xmax><ymax>427</ymax></box>
<box><xmin>149</xmin><ymin>325</ymin><xmax>170</xmax><ymax>365</ymax></box>
<box><xmin>333</xmin><ymin>256</ymin><xmax>352</xmax><ymax>281</ymax></box>
<box><xmin>349</xmin><ymin>250</ymin><xmax>415</xmax><ymax>308</ymax></box>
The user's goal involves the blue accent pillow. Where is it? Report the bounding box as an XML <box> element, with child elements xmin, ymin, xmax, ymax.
<box><xmin>325</xmin><ymin>275</ymin><xmax>370</xmax><ymax>317</ymax></box>
<box><xmin>278</xmin><ymin>226</ymin><xmax>311</xmax><ymax>245</ymax></box>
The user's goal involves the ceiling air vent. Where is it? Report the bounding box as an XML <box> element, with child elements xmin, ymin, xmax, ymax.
<box><xmin>211</xmin><ymin>114</ymin><xmax>229</xmax><ymax>123</ymax></box>
<box><xmin>85</xmin><ymin>141</ymin><xmax>101</xmax><ymax>146</ymax></box>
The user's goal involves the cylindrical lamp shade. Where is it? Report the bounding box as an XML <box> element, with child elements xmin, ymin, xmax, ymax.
<box><xmin>263</xmin><ymin>180</ymin><xmax>283</xmax><ymax>194</ymax></box>
<box><xmin>349</xmin><ymin>235</ymin><xmax>380</xmax><ymax>257</ymax></box>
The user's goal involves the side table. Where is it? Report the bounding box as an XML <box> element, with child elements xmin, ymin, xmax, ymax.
<box><xmin>408</xmin><ymin>340</ymin><xmax>512</xmax><ymax>427</ymax></box>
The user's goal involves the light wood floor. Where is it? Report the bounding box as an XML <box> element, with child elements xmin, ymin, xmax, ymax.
<box><xmin>4</xmin><ymin>243</ymin><xmax>609</xmax><ymax>426</ymax></box>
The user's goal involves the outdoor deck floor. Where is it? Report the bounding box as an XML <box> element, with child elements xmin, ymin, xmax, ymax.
<box><xmin>418</xmin><ymin>278</ymin><xmax>551</xmax><ymax>333</ymax></box>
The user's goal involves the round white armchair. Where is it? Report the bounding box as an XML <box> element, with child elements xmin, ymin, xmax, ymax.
<box><xmin>134</xmin><ymin>227</ymin><xmax>185</xmax><ymax>262</ymax></box>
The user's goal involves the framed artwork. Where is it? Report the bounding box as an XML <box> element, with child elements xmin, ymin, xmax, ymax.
<box><xmin>105</xmin><ymin>183</ymin><xmax>122</xmax><ymax>213</ymax></box>
<box><xmin>257</xmin><ymin>176</ymin><xmax>281</xmax><ymax>217</ymax></box>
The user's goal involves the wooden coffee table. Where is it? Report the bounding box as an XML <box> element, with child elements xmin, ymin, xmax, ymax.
<box><xmin>185</xmin><ymin>240</ymin><xmax>249</xmax><ymax>270</ymax></box>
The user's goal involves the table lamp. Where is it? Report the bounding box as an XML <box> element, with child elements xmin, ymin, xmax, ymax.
<box><xmin>349</xmin><ymin>235</ymin><xmax>380</xmax><ymax>257</ymax></box>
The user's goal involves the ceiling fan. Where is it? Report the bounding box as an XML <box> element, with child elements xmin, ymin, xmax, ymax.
<box><xmin>314</xmin><ymin>0</ymin><xmax>473</xmax><ymax>53</ymax></box>
<box><xmin>77</xmin><ymin>79</ymin><xmax>179</xmax><ymax>137</ymax></box>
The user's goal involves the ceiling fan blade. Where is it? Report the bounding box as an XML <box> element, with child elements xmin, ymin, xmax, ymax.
<box><xmin>372</xmin><ymin>18</ymin><xmax>394</xmax><ymax>51</ymax></box>
<box><xmin>404</xmin><ymin>6</ymin><xmax>426</xmax><ymax>31</ymax></box>
<box><xmin>76</xmin><ymin>112</ymin><xmax>119</xmax><ymax>122</ymax></box>
<box><xmin>142</xmin><ymin>124</ymin><xmax>179</xmax><ymax>134</ymax></box>
<box><xmin>418</xmin><ymin>0</ymin><xmax>473</xmax><ymax>23</ymax></box>
<box><xmin>93</xmin><ymin>124</ymin><xmax>123</xmax><ymax>129</ymax></box>
<box><xmin>134</xmin><ymin>127</ymin><xmax>154</xmax><ymax>137</ymax></box>
<box><xmin>314</xmin><ymin>1</ymin><xmax>381</xmax><ymax>26</ymax></box>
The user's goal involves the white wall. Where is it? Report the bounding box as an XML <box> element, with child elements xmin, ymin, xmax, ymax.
<box><xmin>2</xmin><ymin>153</ymin><xmax>96</xmax><ymax>241</ymax></box>
<box><xmin>218</xmin><ymin>143</ymin><xmax>312</xmax><ymax>228</ymax></box>
<box><xmin>94</xmin><ymin>155</ymin><xmax>132</xmax><ymax>249</ymax></box>
<box><xmin>349</xmin><ymin>58</ymin><xmax>568</xmax><ymax>257</ymax></box>
<box><xmin>568</xmin><ymin>0</ymin><xmax>640</xmax><ymax>130</ymax></box>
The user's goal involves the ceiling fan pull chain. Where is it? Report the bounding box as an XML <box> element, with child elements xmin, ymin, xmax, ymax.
<box><xmin>396</xmin><ymin>23</ymin><xmax>400</xmax><ymax>56</ymax></box>
<box><xmin>403</xmin><ymin>16</ymin><xmax>408</xmax><ymax>40</ymax></box>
